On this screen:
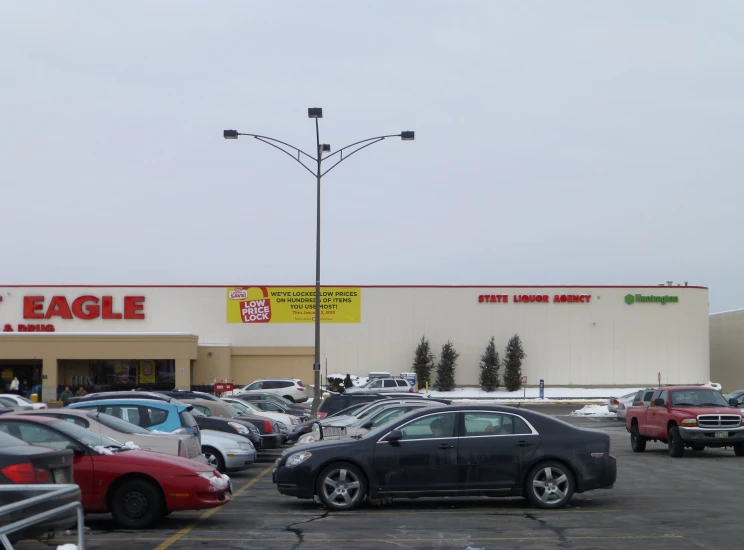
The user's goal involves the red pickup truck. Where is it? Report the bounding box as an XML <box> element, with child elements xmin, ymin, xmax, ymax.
<box><xmin>626</xmin><ymin>385</ymin><xmax>744</xmax><ymax>457</ymax></box>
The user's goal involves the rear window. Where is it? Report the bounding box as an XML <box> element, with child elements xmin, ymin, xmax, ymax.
<box><xmin>179</xmin><ymin>410</ymin><xmax>198</xmax><ymax>429</ymax></box>
<box><xmin>296</xmin><ymin>380</ymin><xmax>305</xmax><ymax>387</ymax></box>
<box><xmin>396</xmin><ymin>380</ymin><xmax>408</xmax><ymax>387</ymax></box>
<box><xmin>0</xmin><ymin>431</ymin><xmax>27</xmax><ymax>446</ymax></box>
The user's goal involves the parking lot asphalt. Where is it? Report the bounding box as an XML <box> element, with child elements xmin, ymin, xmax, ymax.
<box><xmin>17</xmin><ymin>404</ymin><xmax>744</xmax><ymax>550</ymax></box>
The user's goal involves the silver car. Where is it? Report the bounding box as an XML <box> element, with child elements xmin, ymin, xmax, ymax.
<box><xmin>345</xmin><ymin>378</ymin><xmax>414</xmax><ymax>394</ymax></box>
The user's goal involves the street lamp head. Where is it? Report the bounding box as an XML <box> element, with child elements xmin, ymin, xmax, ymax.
<box><xmin>308</xmin><ymin>107</ymin><xmax>323</xmax><ymax>119</ymax></box>
<box><xmin>223</xmin><ymin>130</ymin><xmax>239</xmax><ymax>139</ymax></box>
<box><xmin>320</xmin><ymin>144</ymin><xmax>331</xmax><ymax>153</ymax></box>
<box><xmin>400</xmin><ymin>131</ymin><xmax>415</xmax><ymax>141</ymax></box>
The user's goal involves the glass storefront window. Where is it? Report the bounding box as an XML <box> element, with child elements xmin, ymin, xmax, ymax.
<box><xmin>58</xmin><ymin>359</ymin><xmax>175</xmax><ymax>393</ymax></box>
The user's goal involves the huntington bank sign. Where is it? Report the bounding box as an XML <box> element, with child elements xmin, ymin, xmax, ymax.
<box><xmin>625</xmin><ymin>294</ymin><xmax>679</xmax><ymax>305</ymax></box>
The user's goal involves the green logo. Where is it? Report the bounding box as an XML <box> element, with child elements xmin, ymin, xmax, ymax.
<box><xmin>624</xmin><ymin>294</ymin><xmax>679</xmax><ymax>305</ymax></box>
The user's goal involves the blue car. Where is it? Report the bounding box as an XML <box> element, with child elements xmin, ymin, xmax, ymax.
<box><xmin>68</xmin><ymin>398</ymin><xmax>201</xmax><ymax>442</ymax></box>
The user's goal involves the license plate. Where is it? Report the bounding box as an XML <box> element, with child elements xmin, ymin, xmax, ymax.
<box><xmin>53</xmin><ymin>469</ymin><xmax>67</xmax><ymax>483</ymax></box>
<box><xmin>715</xmin><ymin>431</ymin><xmax>729</xmax><ymax>438</ymax></box>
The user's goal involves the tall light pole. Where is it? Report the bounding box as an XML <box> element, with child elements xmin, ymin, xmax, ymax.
<box><xmin>224</xmin><ymin>109</ymin><xmax>414</xmax><ymax>416</ymax></box>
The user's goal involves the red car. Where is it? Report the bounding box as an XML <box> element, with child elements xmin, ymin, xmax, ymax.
<box><xmin>0</xmin><ymin>414</ymin><xmax>231</xmax><ymax>528</ymax></box>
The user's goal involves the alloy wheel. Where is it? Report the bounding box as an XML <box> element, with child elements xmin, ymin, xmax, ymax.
<box><xmin>532</xmin><ymin>466</ymin><xmax>569</xmax><ymax>505</ymax></box>
<box><xmin>321</xmin><ymin>468</ymin><xmax>361</xmax><ymax>509</ymax></box>
<box><xmin>205</xmin><ymin>453</ymin><xmax>219</xmax><ymax>468</ymax></box>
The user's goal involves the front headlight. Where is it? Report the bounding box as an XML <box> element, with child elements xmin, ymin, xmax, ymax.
<box><xmin>291</xmin><ymin>417</ymin><xmax>300</xmax><ymax>425</ymax></box>
<box><xmin>228</xmin><ymin>422</ymin><xmax>249</xmax><ymax>434</ymax></box>
<box><xmin>276</xmin><ymin>421</ymin><xmax>288</xmax><ymax>430</ymax></box>
<box><xmin>239</xmin><ymin>441</ymin><xmax>254</xmax><ymax>450</ymax></box>
<box><xmin>680</xmin><ymin>419</ymin><xmax>697</xmax><ymax>427</ymax></box>
<box><xmin>298</xmin><ymin>434</ymin><xmax>316</xmax><ymax>444</ymax></box>
<box><xmin>285</xmin><ymin>451</ymin><xmax>312</xmax><ymax>467</ymax></box>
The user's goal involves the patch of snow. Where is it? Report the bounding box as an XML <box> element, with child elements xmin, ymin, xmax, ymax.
<box><xmin>210</xmin><ymin>473</ymin><xmax>230</xmax><ymax>492</ymax></box>
<box><xmin>570</xmin><ymin>405</ymin><xmax>616</xmax><ymax>417</ymax></box>
<box><xmin>92</xmin><ymin>446</ymin><xmax>115</xmax><ymax>455</ymax></box>
<box><xmin>425</xmin><ymin>386</ymin><xmax>647</xmax><ymax>399</ymax></box>
<box><xmin>327</xmin><ymin>373</ymin><xmax>368</xmax><ymax>387</ymax></box>
<box><xmin>56</xmin><ymin>545</ymin><xmax>78</xmax><ymax>550</ymax></box>
<box><xmin>151</xmin><ymin>430</ymin><xmax>171</xmax><ymax>434</ymax></box>
<box><xmin>704</xmin><ymin>381</ymin><xmax>723</xmax><ymax>391</ymax></box>
<box><xmin>122</xmin><ymin>441</ymin><xmax>140</xmax><ymax>450</ymax></box>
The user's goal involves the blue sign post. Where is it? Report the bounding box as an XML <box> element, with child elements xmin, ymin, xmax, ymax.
<box><xmin>539</xmin><ymin>379</ymin><xmax>544</xmax><ymax>399</ymax></box>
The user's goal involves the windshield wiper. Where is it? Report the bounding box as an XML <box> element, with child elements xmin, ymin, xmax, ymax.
<box><xmin>673</xmin><ymin>403</ymin><xmax>696</xmax><ymax>406</ymax></box>
<box><xmin>699</xmin><ymin>403</ymin><xmax>726</xmax><ymax>407</ymax></box>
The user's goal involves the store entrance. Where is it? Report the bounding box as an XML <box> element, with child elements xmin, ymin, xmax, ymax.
<box><xmin>0</xmin><ymin>359</ymin><xmax>42</xmax><ymax>396</ymax></box>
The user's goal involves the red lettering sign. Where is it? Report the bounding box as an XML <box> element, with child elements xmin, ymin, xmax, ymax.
<box><xmin>22</xmin><ymin>295</ymin><xmax>146</xmax><ymax>320</ymax></box>
<box><xmin>478</xmin><ymin>293</ymin><xmax>592</xmax><ymax>304</ymax></box>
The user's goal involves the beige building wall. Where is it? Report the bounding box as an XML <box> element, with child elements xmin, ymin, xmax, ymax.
<box><xmin>229</xmin><ymin>347</ymin><xmax>314</xmax><ymax>387</ymax></box>
<box><xmin>710</xmin><ymin>310</ymin><xmax>744</xmax><ymax>393</ymax></box>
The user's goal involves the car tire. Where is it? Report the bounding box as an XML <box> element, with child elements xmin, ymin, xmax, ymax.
<box><xmin>734</xmin><ymin>443</ymin><xmax>744</xmax><ymax>456</ymax></box>
<box><xmin>316</xmin><ymin>462</ymin><xmax>367</xmax><ymax>511</ymax></box>
<box><xmin>525</xmin><ymin>462</ymin><xmax>575</xmax><ymax>509</ymax></box>
<box><xmin>630</xmin><ymin>424</ymin><xmax>646</xmax><ymax>452</ymax></box>
<box><xmin>668</xmin><ymin>426</ymin><xmax>685</xmax><ymax>457</ymax></box>
<box><xmin>110</xmin><ymin>478</ymin><xmax>164</xmax><ymax>529</ymax></box>
<box><xmin>283</xmin><ymin>395</ymin><xmax>296</xmax><ymax>403</ymax></box>
<box><xmin>203</xmin><ymin>446</ymin><xmax>226</xmax><ymax>473</ymax></box>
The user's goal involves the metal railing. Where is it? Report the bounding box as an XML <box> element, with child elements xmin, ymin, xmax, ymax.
<box><xmin>0</xmin><ymin>484</ymin><xmax>84</xmax><ymax>550</ymax></box>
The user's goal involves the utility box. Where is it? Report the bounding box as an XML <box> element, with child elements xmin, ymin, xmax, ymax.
<box><xmin>400</xmin><ymin>372</ymin><xmax>417</xmax><ymax>390</ymax></box>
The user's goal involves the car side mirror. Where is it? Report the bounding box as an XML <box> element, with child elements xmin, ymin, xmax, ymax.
<box><xmin>729</xmin><ymin>398</ymin><xmax>739</xmax><ymax>407</ymax></box>
<box><xmin>362</xmin><ymin>420</ymin><xmax>373</xmax><ymax>430</ymax></box>
<box><xmin>653</xmin><ymin>398</ymin><xmax>665</xmax><ymax>407</ymax></box>
<box><xmin>66</xmin><ymin>444</ymin><xmax>85</xmax><ymax>456</ymax></box>
<box><xmin>386</xmin><ymin>429</ymin><xmax>403</xmax><ymax>443</ymax></box>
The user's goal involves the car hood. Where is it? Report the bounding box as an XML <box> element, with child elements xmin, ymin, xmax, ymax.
<box><xmin>673</xmin><ymin>407</ymin><xmax>742</xmax><ymax>416</ymax></box>
<box><xmin>99</xmin><ymin>449</ymin><xmax>213</xmax><ymax>472</ymax></box>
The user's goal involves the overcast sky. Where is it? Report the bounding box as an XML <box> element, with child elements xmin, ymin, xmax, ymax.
<box><xmin>1</xmin><ymin>1</ymin><xmax>742</xmax><ymax>312</ymax></box>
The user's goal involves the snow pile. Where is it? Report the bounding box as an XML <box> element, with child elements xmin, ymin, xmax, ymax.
<box><xmin>210</xmin><ymin>473</ymin><xmax>230</xmax><ymax>492</ymax></box>
<box><xmin>570</xmin><ymin>405</ymin><xmax>616</xmax><ymax>417</ymax></box>
<box><xmin>56</xmin><ymin>545</ymin><xmax>78</xmax><ymax>550</ymax></box>
<box><xmin>704</xmin><ymin>381</ymin><xmax>723</xmax><ymax>391</ymax></box>
<box><xmin>327</xmin><ymin>374</ymin><xmax>369</xmax><ymax>387</ymax></box>
<box><xmin>92</xmin><ymin>446</ymin><xmax>115</xmax><ymax>455</ymax></box>
<box><xmin>122</xmin><ymin>441</ymin><xmax>140</xmax><ymax>450</ymax></box>
<box><xmin>425</xmin><ymin>386</ymin><xmax>646</xmax><ymax>400</ymax></box>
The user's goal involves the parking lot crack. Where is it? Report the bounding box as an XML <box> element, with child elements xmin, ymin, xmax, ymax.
<box><xmin>524</xmin><ymin>513</ymin><xmax>569</xmax><ymax>548</ymax></box>
<box><xmin>285</xmin><ymin>512</ymin><xmax>329</xmax><ymax>549</ymax></box>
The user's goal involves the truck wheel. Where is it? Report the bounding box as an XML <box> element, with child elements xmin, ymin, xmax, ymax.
<box><xmin>630</xmin><ymin>425</ymin><xmax>646</xmax><ymax>452</ymax></box>
<box><xmin>667</xmin><ymin>426</ymin><xmax>685</xmax><ymax>457</ymax></box>
<box><xmin>734</xmin><ymin>443</ymin><xmax>744</xmax><ymax>456</ymax></box>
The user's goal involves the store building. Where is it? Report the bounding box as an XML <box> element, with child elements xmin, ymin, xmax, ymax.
<box><xmin>0</xmin><ymin>285</ymin><xmax>709</xmax><ymax>402</ymax></box>
<box><xmin>710</xmin><ymin>309</ymin><xmax>744</xmax><ymax>393</ymax></box>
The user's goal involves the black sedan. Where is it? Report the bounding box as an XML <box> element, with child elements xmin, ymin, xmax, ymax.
<box><xmin>274</xmin><ymin>405</ymin><xmax>616</xmax><ymax>510</ymax></box>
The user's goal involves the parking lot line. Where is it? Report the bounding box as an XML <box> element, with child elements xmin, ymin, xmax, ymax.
<box><xmin>152</xmin><ymin>465</ymin><xmax>274</xmax><ymax>550</ymax></box>
<box><xmin>209</xmin><ymin>508</ymin><xmax>622</xmax><ymax>515</ymax></box>
<box><xmin>177</xmin><ymin>534</ymin><xmax>684</xmax><ymax>543</ymax></box>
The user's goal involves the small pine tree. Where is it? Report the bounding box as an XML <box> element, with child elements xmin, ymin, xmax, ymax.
<box><xmin>479</xmin><ymin>337</ymin><xmax>500</xmax><ymax>392</ymax></box>
<box><xmin>504</xmin><ymin>334</ymin><xmax>526</xmax><ymax>392</ymax></box>
<box><xmin>412</xmin><ymin>335</ymin><xmax>436</xmax><ymax>388</ymax></box>
<box><xmin>434</xmin><ymin>341</ymin><xmax>458</xmax><ymax>391</ymax></box>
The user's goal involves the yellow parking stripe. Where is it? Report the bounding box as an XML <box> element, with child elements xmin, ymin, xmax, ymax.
<box><xmin>152</xmin><ymin>465</ymin><xmax>274</xmax><ymax>550</ymax></box>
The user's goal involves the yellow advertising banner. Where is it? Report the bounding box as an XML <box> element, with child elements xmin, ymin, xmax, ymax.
<box><xmin>139</xmin><ymin>360</ymin><xmax>156</xmax><ymax>384</ymax></box>
<box><xmin>226</xmin><ymin>287</ymin><xmax>361</xmax><ymax>324</ymax></box>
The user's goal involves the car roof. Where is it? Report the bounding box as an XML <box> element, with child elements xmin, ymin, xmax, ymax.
<box><xmin>0</xmin><ymin>414</ymin><xmax>57</xmax><ymax>423</ymax></box>
<box><xmin>69</xmin><ymin>398</ymin><xmax>181</xmax><ymax>408</ymax></box>
<box><xmin>660</xmin><ymin>386</ymin><xmax>721</xmax><ymax>391</ymax></box>
<box><xmin>20</xmin><ymin>409</ymin><xmax>90</xmax><ymax>417</ymax></box>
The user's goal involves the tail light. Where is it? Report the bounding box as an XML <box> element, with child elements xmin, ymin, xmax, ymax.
<box><xmin>612</xmin><ymin>399</ymin><xmax>619</xmax><ymax>405</ymax></box>
<box><xmin>297</xmin><ymin>387</ymin><xmax>304</xmax><ymax>391</ymax></box>
<box><xmin>409</xmin><ymin>387</ymin><xmax>413</xmax><ymax>393</ymax></box>
<box><xmin>1</xmin><ymin>463</ymin><xmax>51</xmax><ymax>484</ymax></box>
<box><xmin>317</xmin><ymin>412</ymin><xmax>327</xmax><ymax>419</ymax></box>
<box><xmin>178</xmin><ymin>441</ymin><xmax>188</xmax><ymax>458</ymax></box>
<box><xmin>264</xmin><ymin>420</ymin><xmax>273</xmax><ymax>433</ymax></box>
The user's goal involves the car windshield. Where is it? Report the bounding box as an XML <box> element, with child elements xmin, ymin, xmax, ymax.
<box><xmin>88</xmin><ymin>411</ymin><xmax>151</xmax><ymax>434</ymax></box>
<box><xmin>47</xmin><ymin>419</ymin><xmax>122</xmax><ymax>448</ymax></box>
<box><xmin>361</xmin><ymin>408</ymin><xmax>422</xmax><ymax>439</ymax></box>
<box><xmin>670</xmin><ymin>389</ymin><xmax>729</xmax><ymax>407</ymax></box>
<box><xmin>228</xmin><ymin>401</ymin><xmax>251</xmax><ymax>414</ymax></box>
<box><xmin>190</xmin><ymin>408</ymin><xmax>206</xmax><ymax>417</ymax></box>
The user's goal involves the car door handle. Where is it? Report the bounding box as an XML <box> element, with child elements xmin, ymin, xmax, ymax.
<box><xmin>515</xmin><ymin>441</ymin><xmax>532</xmax><ymax>447</ymax></box>
<box><xmin>438</xmin><ymin>443</ymin><xmax>454</xmax><ymax>449</ymax></box>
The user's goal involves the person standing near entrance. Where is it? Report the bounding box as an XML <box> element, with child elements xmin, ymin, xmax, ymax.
<box><xmin>9</xmin><ymin>377</ymin><xmax>19</xmax><ymax>395</ymax></box>
<box><xmin>19</xmin><ymin>379</ymin><xmax>28</xmax><ymax>398</ymax></box>
<box><xmin>59</xmin><ymin>386</ymin><xmax>73</xmax><ymax>405</ymax></box>
<box><xmin>76</xmin><ymin>386</ymin><xmax>87</xmax><ymax>398</ymax></box>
